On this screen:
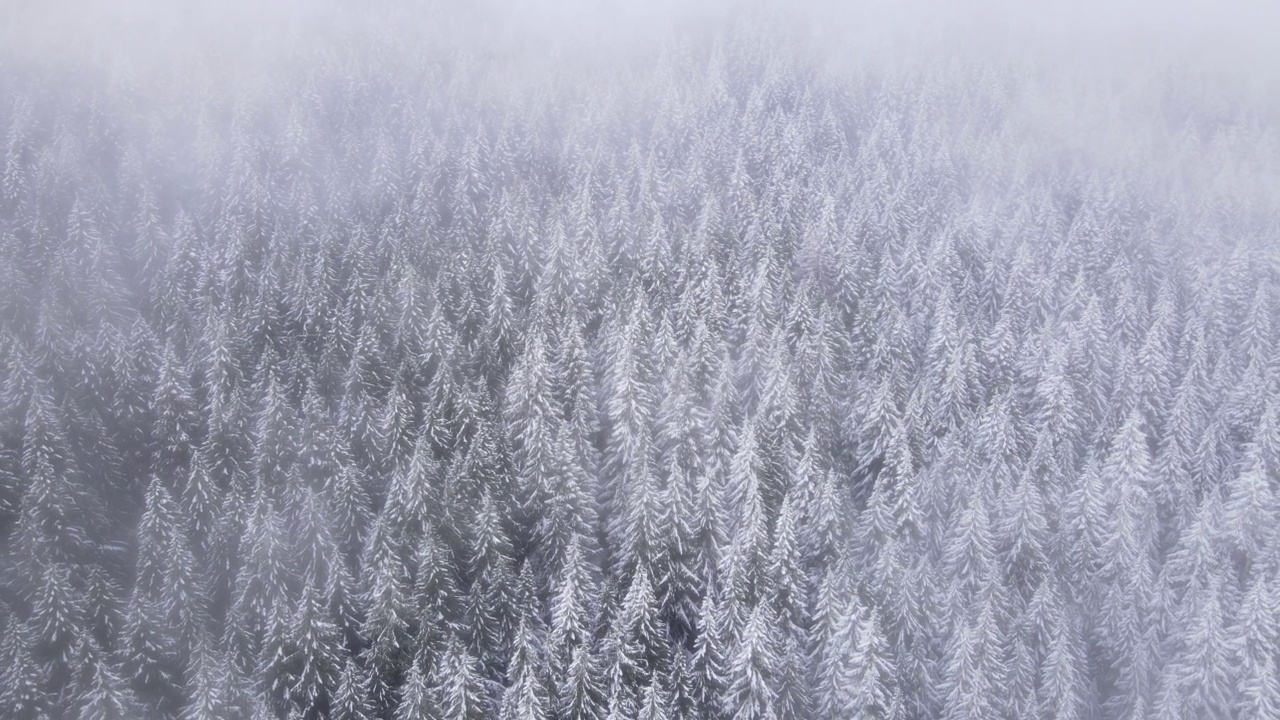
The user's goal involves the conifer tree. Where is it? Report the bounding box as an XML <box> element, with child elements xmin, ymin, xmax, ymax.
<box><xmin>330</xmin><ymin>657</ymin><xmax>375</xmax><ymax>720</ymax></box>
<box><xmin>500</xmin><ymin>611</ymin><xmax>551</xmax><ymax>720</ymax></box>
<box><xmin>73</xmin><ymin>641</ymin><xmax>143</xmax><ymax>720</ymax></box>
<box><xmin>726</xmin><ymin>603</ymin><xmax>780</xmax><ymax>720</ymax></box>
<box><xmin>438</xmin><ymin>637</ymin><xmax>492</xmax><ymax>720</ymax></box>
<box><xmin>394</xmin><ymin>661</ymin><xmax>435</xmax><ymax>720</ymax></box>
<box><xmin>0</xmin><ymin>615</ymin><xmax>46</xmax><ymax>720</ymax></box>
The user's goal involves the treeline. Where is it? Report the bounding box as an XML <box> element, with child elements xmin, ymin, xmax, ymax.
<box><xmin>1</xmin><ymin>12</ymin><xmax>1279</xmax><ymax>720</ymax></box>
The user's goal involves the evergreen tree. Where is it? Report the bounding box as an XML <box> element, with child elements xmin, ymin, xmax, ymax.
<box><xmin>394</xmin><ymin>661</ymin><xmax>436</xmax><ymax>720</ymax></box>
<box><xmin>0</xmin><ymin>615</ymin><xmax>46</xmax><ymax>720</ymax></box>
<box><xmin>725</xmin><ymin>603</ymin><xmax>780</xmax><ymax>720</ymax></box>
<box><xmin>438</xmin><ymin>637</ymin><xmax>493</xmax><ymax>720</ymax></box>
<box><xmin>181</xmin><ymin>635</ymin><xmax>239</xmax><ymax>720</ymax></box>
<box><xmin>561</xmin><ymin>645</ymin><xmax>607</xmax><ymax>720</ymax></box>
<box><xmin>500</xmin><ymin>612</ymin><xmax>551</xmax><ymax>720</ymax></box>
<box><xmin>330</xmin><ymin>657</ymin><xmax>375</xmax><ymax>720</ymax></box>
<box><xmin>284</xmin><ymin>580</ymin><xmax>342</xmax><ymax>716</ymax></box>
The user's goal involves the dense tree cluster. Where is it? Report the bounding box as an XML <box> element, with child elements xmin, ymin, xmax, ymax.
<box><xmin>1</xmin><ymin>9</ymin><xmax>1279</xmax><ymax>720</ymax></box>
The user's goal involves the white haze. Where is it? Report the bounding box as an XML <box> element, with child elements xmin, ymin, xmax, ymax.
<box><xmin>5</xmin><ymin>0</ymin><xmax>1276</xmax><ymax>204</ymax></box>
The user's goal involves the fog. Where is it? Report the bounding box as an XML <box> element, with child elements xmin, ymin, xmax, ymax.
<box><xmin>6</xmin><ymin>0</ymin><xmax>1277</xmax><ymax>209</ymax></box>
<box><xmin>7</xmin><ymin>0</ymin><xmax>1280</xmax><ymax>82</ymax></box>
<box><xmin>2</xmin><ymin>2</ymin><xmax>1279</xmax><ymax>720</ymax></box>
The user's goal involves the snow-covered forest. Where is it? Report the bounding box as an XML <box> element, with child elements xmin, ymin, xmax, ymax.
<box><xmin>2</xmin><ymin>2</ymin><xmax>1279</xmax><ymax>719</ymax></box>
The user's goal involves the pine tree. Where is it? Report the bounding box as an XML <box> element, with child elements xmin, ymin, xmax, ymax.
<box><xmin>500</xmin><ymin>612</ymin><xmax>550</xmax><ymax>720</ymax></box>
<box><xmin>1157</xmin><ymin>575</ymin><xmax>1236</xmax><ymax>720</ymax></box>
<box><xmin>549</xmin><ymin>532</ymin><xmax>600</xmax><ymax>676</ymax></box>
<box><xmin>1236</xmin><ymin>570</ymin><xmax>1280</xmax><ymax>719</ymax></box>
<box><xmin>0</xmin><ymin>615</ymin><xmax>46</xmax><ymax>720</ymax></box>
<box><xmin>437</xmin><ymin>637</ymin><xmax>492</xmax><ymax>720</ymax></box>
<box><xmin>609</xmin><ymin>564</ymin><xmax>666</xmax><ymax>703</ymax></box>
<box><xmin>772</xmin><ymin>633</ymin><xmax>810</xmax><ymax>720</ymax></box>
<box><xmin>505</xmin><ymin>315</ymin><xmax>558</xmax><ymax>544</ymax></box>
<box><xmin>766</xmin><ymin>492</ymin><xmax>806</xmax><ymax>637</ymax></box>
<box><xmin>14</xmin><ymin>387</ymin><xmax>97</xmax><ymax>573</ymax></box>
<box><xmin>182</xmin><ymin>635</ymin><xmax>239</xmax><ymax>720</ymax></box>
<box><xmin>228</xmin><ymin>491</ymin><xmax>293</xmax><ymax>673</ymax></box>
<box><xmin>411</xmin><ymin>526</ymin><xmax>461</xmax><ymax>660</ymax></box>
<box><xmin>939</xmin><ymin>587</ymin><xmax>1008</xmax><ymax>720</ymax></box>
<box><xmin>72</xmin><ymin>639</ymin><xmax>143</xmax><ymax>720</ymax></box>
<box><xmin>330</xmin><ymin>657</ymin><xmax>375</xmax><ymax>720</ymax></box>
<box><xmin>394</xmin><ymin>661</ymin><xmax>435</xmax><ymax>720</ymax></box>
<box><xmin>562</xmin><ymin>645</ymin><xmax>607</xmax><ymax>720</ymax></box>
<box><xmin>153</xmin><ymin>342</ymin><xmax>199</xmax><ymax>479</ymax></box>
<box><xmin>693</xmin><ymin>584</ymin><xmax>733</xmax><ymax>720</ymax></box>
<box><xmin>182</xmin><ymin>455</ymin><xmax>221</xmax><ymax>556</ymax></box>
<box><xmin>1099</xmin><ymin>408</ymin><xmax>1159</xmax><ymax>719</ymax></box>
<box><xmin>638</xmin><ymin>678</ymin><xmax>672</xmax><ymax>720</ymax></box>
<box><xmin>463</xmin><ymin>492</ymin><xmax>519</xmax><ymax>670</ymax></box>
<box><xmin>726</xmin><ymin>603</ymin><xmax>779</xmax><ymax>720</ymax></box>
<box><xmin>1037</xmin><ymin>590</ymin><xmax>1088</xmax><ymax>720</ymax></box>
<box><xmin>284</xmin><ymin>580</ymin><xmax>342</xmax><ymax>716</ymax></box>
<box><xmin>360</xmin><ymin>520</ymin><xmax>414</xmax><ymax>707</ymax></box>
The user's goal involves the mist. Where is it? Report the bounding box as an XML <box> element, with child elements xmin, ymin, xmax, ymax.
<box><xmin>2</xmin><ymin>2</ymin><xmax>1279</xmax><ymax>719</ymax></box>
